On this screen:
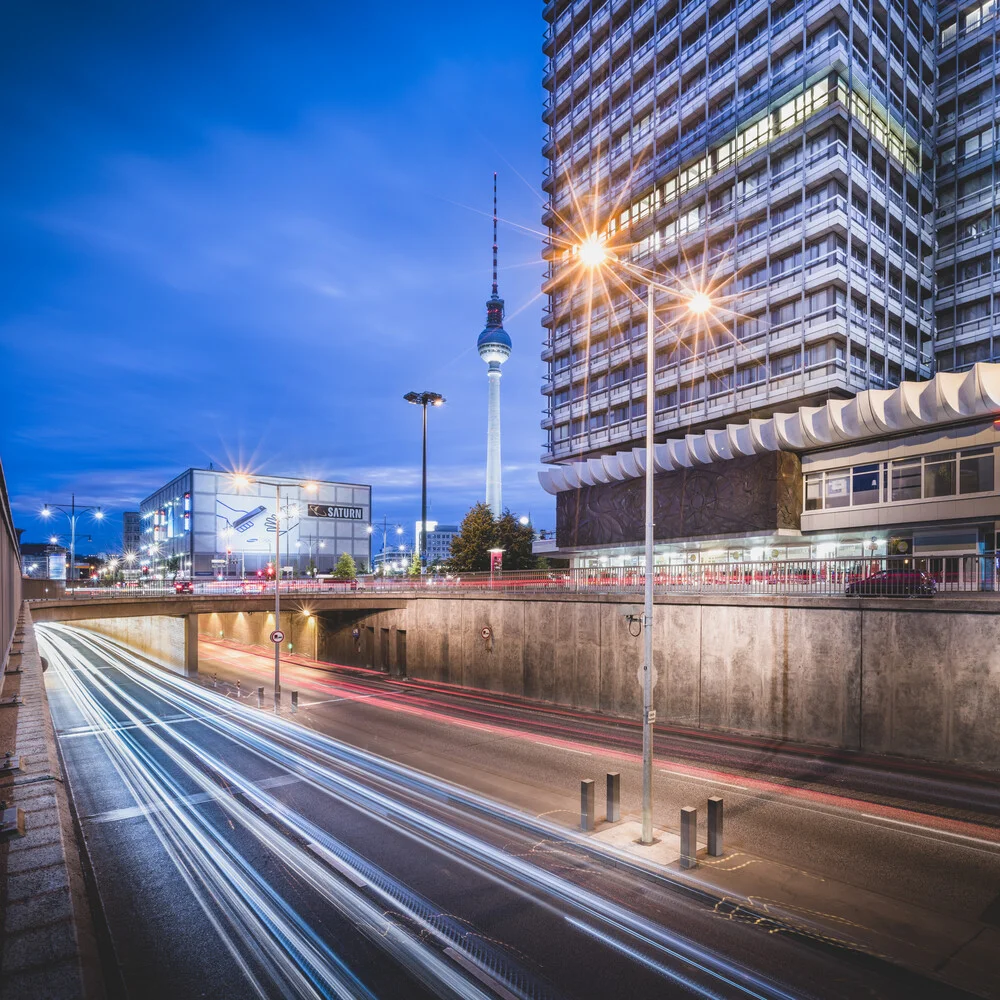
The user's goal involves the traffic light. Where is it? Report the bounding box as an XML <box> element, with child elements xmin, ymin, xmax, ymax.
<box><xmin>265</xmin><ymin>563</ymin><xmax>275</xmax><ymax>579</ymax></box>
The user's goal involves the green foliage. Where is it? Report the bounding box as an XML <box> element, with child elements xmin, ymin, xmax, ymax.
<box><xmin>407</xmin><ymin>551</ymin><xmax>422</xmax><ymax>576</ymax></box>
<box><xmin>448</xmin><ymin>503</ymin><xmax>537</xmax><ymax>572</ymax></box>
<box><xmin>334</xmin><ymin>552</ymin><xmax>357</xmax><ymax>579</ymax></box>
<box><xmin>165</xmin><ymin>555</ymin><xmax>181</xmax><ymax>579</ymax></box>
<box><xmin>448</xmin><ymin>502</ymin><xmax>496</xmax><ymax>572</ymax></box>
<box><xmin>493</xmin><ymin>510</ymin><xmax>536</xmax><ymax>570</ymax></box>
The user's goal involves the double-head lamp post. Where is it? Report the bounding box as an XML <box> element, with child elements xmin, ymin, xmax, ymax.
<box><xmin>41</xmin><ymin>495</ymin><xmax>104</xmax><ymax>594</ymax></box>
<box><xmin>231</xmin><ymin>473</ymin><xmax>318</xmax><ymax>711</ymax></box>
<box><xmin>576</xmin><ymin>235</ymin><xmax>712</xmax><ymax>845</ymax></box>
<box><xmin>403</xmin><ymin>391</ymin><xmax>445</xmax><ymax>574</ymax></box>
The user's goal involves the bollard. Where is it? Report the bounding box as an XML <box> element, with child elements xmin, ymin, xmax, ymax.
<box><xmin>708</xmin><ymin>796</ymin><xmax>724</xmax><ymax>857</ymax></box>
<box><xmin>680</xmin><ymin>806</ymin><xmax>697</xmax><ymax>869</ymax></box>
<box><xmin>291</xmin><ymin>690</ymin><xmax>298</xmax><ymax>714</ymax></box>
<box><xmin>256</xmin><ymin>686</ymin><xmax>264</xmax><ymax>709</ymax></box>
<box><xmin>606</xmin><ymin>772</ymin><xmax>621</xmax><ymax>823</ymax></box>
<box><xmin>580</xmin><ymin>779</ymin><xmax>595</xmax><ymax>831</ymax></box>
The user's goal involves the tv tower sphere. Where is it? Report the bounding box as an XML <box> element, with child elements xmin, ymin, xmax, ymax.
<box><xmin>479</xmin><ymin>173</ymin><xmax>511</xmax><ymax>516</ymax></box>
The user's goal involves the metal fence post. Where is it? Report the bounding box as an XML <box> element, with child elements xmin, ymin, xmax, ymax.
<box><xmin>291</xmin><ymin>690</ymin><xmax>298</xmax><ymax>714</ymax></box>
<box><xmin>708</xmin><ymin>796</ymin><xmax>723</xmax><ymax>856</ymax></box>
<box><xmin>680</xmin><ymin>806</ymin><xmax>697</xmax><ymax>869</ymax></box>
<box><xmin>606</xmin><ymin>772</ymin><xmax>620</xmax><ymax>823</ymax></box>
<box><xmin>580</xmin><ymin>779</ymin><xmax>595</xmax><ymax>831</ymax></box>
<box><xmin>256</xmin><ymin>686</ymin><xmax>264</xmax><ymax>709</ymax></box>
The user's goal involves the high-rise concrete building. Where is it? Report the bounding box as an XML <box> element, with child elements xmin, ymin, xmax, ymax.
<box><xmin>478</xmin><ymin>174</ymin><xmax>512</xmax><ymax>516</ymax></box>
<box><xmin>536</xmin><ymin>0</ymin><xmax>1000</xmax><ymax>571</ymax></box>
<box><xmin>934</xmin><ymin>2</ymin><xmax>1000</xmax><ymax>371</ymax></box>
<box><xmin>540</xmin><ymin>0</ymin><xmax>937</xmax><ymax>466</ymax></box>
<box><xmin>122</xmin><ymin>510</ymin><xmax>141</xmax><ymax>554</ymax></box>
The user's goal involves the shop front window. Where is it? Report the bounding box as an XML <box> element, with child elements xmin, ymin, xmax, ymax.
<box><xmin>851</xmin><ymin>463</ymin><xmax>880</xmax><ymax>505</ymax></box>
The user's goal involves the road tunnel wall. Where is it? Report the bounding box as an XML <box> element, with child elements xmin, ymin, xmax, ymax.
<box><xmin>187</xmin><ymin>593</ymin><xmax>1000</xmax><ymax>768</ymax></box>
<box><xmin>74</xmin><ymin>614</ymin><xmax>196</xmax><ymax>675</ymax></box>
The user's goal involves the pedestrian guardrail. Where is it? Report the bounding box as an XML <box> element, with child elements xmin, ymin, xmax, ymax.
<box><xmin>28</xmin><ymin>555</ymin><xmax>1000</xmax><ymax>600</ymax></box>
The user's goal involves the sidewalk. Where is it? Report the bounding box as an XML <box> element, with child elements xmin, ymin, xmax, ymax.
<box><xmin>198</xmin><ymin>638</ymin><xmax>1000</xmax><ymax>998</ymax></box>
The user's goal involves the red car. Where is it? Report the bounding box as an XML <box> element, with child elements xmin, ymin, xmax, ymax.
<box><xmin>174</xmin><ymin>581</ymin><xmax>194</xmax><ymax>594</ymax></box>
<box><xmin>845</xmin><ymin>569</ymin><xmax>936</xmax><ymax>597</ymax></box>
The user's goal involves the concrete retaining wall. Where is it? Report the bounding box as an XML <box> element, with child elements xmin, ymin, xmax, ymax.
<box><xmin>0</xmin><ymin>607</ymin><xmax>104</xmax><ymax>999</ymax></box>
<box><xmin>104</xmin><ymin>592</ymin><xmax>1000</xmax><ymax>769</ymax></box>
<box><xmin>74</xmin><ymin>615</ymin><xmax>196</xmax><ymax>675</ymax></box>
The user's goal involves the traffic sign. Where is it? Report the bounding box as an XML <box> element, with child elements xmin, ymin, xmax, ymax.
<box><xmin>481</xmin><ymin>626</ymin><xmax>492</xmax><ymax>640</ymax></box>
<box><xmin>270</xmin><ymin>629</ymin><xmax>284</xmax><ymax>644</ymax></box>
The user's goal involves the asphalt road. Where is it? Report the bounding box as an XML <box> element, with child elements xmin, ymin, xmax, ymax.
<box><xmin>39</xmin><ymin>624</ymin><xmax>990</xmax><ymax>1000</ymax></box>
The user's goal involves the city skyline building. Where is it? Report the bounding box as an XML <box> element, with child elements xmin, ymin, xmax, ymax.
<box><xmin>123</xmin><ymin>510</ymin><xmax>141</xmax><ymax>554</ymax></box>
<box><xmin>140</xmin><ymin>469</ymin><xmax>371</xmax><ymax>578</ymax></box>
<box><xmin>478</xmin><ymin>173</ymin><xmax>513</xmax><ymax>516</ymax></box>
<box><xmin>538</xmin><ymin>0</ymin><xmax>1000</xmax><ymax>570</ymax></box>
<box><xmin>541</xmin><ymin>0</ymin><xmax>937</xmax><ymax>467</ymax></box>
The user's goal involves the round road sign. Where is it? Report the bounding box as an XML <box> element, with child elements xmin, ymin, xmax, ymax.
<box><xmin>270</xmin><ymin>629</ymin><xmax>285</xmax><ymax>644</ymax></box>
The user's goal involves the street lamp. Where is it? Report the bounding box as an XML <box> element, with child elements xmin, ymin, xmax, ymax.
<box><xmin>575</xmin><ymin>233</ymin><xmax>714</xmax><ymax>846</ymax></box>
<box><xmin>230</xmin><ymin>472</ymin><xmax>318</xmax><ymax>711</ymax></box>
<box><xmin>40</xmin><ymin>495</ymin><xmax>104</xmax><ymax>592</ymax></box>
<box><xmin>403</xmin><ymin>391</ymin><xmax>445</xmax><ymax>574</ymax></box>
<box><xmin>367</xmin><ymin>518</ymin><xmax>404</xmax><ymax>576</ymax></box>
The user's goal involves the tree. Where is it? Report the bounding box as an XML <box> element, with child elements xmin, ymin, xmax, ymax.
<box><xmin>493</xmin><ymin>510</ymin><xmax>536</xmax><ymax>571</ymax></box>
<box><xmin>334</xmin><ymin>552</ymin><xmax>357</xmax><ymax>579</ymax></box>
<box><xmin>407</xmin><ymin>551</ymin><xmax>421</xmax><ymax>576</ymax></box>
<box><xmin>165</xmin><ymin>555</ymin><xmax>181</xmax><ymax>580</ymax></box>
<box><xmin>449</xmin><ymin>502</ymin><xmax>496</xmax><ymax>572</ymax></box>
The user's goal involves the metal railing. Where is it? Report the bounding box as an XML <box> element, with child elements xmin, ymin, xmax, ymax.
<box><xmin>35</xmin><ymin>557</ymin><xmax>1000</xmax><ymax>600</ymax></box>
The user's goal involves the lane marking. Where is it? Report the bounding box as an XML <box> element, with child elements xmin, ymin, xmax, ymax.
<box><xmin>84</xmin><ymin>773</ymin><xmax>301</xmax><ymax>824</ymax></box>
<box><xmin>660</xmin><ymin>769</ymin><xmax>749</xmax><ymax>792</ymax></box>
<box><xmin>59</xmin><ymin>715</ymin><xmax>197</xmax><ymax>739</ymax></box>
<box><xmin>859</xmin><ymin>813</ymin><xmax>1000</xmax><ymax>850</ymax></box>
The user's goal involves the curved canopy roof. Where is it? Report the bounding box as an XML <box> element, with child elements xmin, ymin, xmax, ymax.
<box><xmin>538</xmin><ymin>363</ymin><xmax>1000</xmax><ymax>495</ymax></box>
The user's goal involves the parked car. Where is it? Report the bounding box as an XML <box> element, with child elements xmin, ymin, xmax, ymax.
<box><xmin>174</xmin><ymin>580</ymin><xmax>194</xmax><ymax>594</ymax></box>
<box><xmin>845</xmin><ymin>569</ymin><xmax>936</xmax><ymax>597</ymax></box>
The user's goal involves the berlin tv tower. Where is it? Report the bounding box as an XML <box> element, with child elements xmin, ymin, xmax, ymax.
<box><xmin>477</xmin><ymin>173</ymin><xmax>511</xmax><ymax>517</ymax></box>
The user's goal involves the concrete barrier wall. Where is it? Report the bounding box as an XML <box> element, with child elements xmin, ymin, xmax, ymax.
<box><xmin>88</xmin><ymin>592</ymin><xmax>1000</xmax><ymax>768</ymax></box>
<box><xmin>289</xmin><ymin>595</ymin><xmax>998</xmax><ymax>768</ymax></box>
<box><xmin>75</xmin><ymin>615</ymin><xmax>194</xmax><ymax>675</ymax></box>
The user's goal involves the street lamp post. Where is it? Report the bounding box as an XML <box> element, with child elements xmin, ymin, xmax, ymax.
<box><xmin>40</xmin><ymin>495</ymin><xmax>104</xmax><ymax>594</ymax></box>
<box><xmin>231</xmin><ymin>473</ymin><xmax>317</xmax><ymax>711</ymax></box>
<box><xmin>576</xmin><ymin>234</ymin><xmax>713</xmax><ymax>845</ymax></box>
<box><xmin>367</xmin><ymin>519</ymin><xmax>404</xmax><ymax>576</ymax></box>
<box><xmin>403</xmin><ymin>391</ymin><xmax>445</xmax><ymax>574</ymax></box>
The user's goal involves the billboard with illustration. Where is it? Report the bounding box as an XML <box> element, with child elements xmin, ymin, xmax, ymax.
<box><xmin>215</xmin><ymin>493</ymin><xmax>302</xmax><ymax>554</ymax></box>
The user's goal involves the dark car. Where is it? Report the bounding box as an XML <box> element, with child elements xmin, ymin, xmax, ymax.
<box><xmin>174</xmin><ymin>580</ymin><xmax>194</xmax><ymax>594</ymax></box>
<box><xmin>845</xmin><ymin>569</ymin><xmax>936</xmax><ymax>597</ymax></box>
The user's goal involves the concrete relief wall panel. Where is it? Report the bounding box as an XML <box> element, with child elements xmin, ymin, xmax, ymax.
<box><xmin>948</xmin><ymin>615</ymin><xmax>1000</xmax><ymax>764</ymax></box>
<box><xmin>523</xmin><ymin>600</ymin><xmax>557</xmax><ymax>704</ymax></box>
<box><xmin>598</xmin><ymin>604</ymin><xmax>642</xmax><ymax>718</ymax></box>
<box><xmin>782</xmin><ymin>608</ymin><xmax>860</xmax><ymax>747</ymax></box>
<box><xmin>653</xmin><ymin>603</ymin><xmax>701</xmax><ymax>727</ymax></box>
<box><xmin>497</xmin><ymin>601</ymin><xmax>526</xmax><ymax>697</ymax></box>
<box><xmin>573</xmin><ymin>601</ymin><xmax>601</xmax><ymax>710</ymax></box>
<box><xmin>862</xmin><ymin>610</ymin><xmax>950</xmax><ymax>760</ymax></box>
<box><xmin>557</xmin><ymin>452</ymin><xmax>802</xmax><ymax>547</ymax></box>
<box><xmin>552</xmin><ymin>602</ymin><xmax>581</xmax><ymax>707</ymax></box>
<box><xmin>699</xmin><ymin>605</ymin><xmax>782</xmax><ymax>735</ymax></box>
<box><xmin>461</xmin><ymin>600</ymin><xmax>496</xmax><ymax>691</ymax></box>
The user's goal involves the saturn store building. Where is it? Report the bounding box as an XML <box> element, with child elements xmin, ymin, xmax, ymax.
<box><xmin>139</xmin><ymin>468</ymin><xmax>372</xmax><ymax>578</ymax></box>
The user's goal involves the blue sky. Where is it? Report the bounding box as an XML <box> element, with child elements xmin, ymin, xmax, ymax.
<box><xmin>2</xmin><ymin>1</ymin><xmax>553</xmax><ymax>552</ymax></box>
